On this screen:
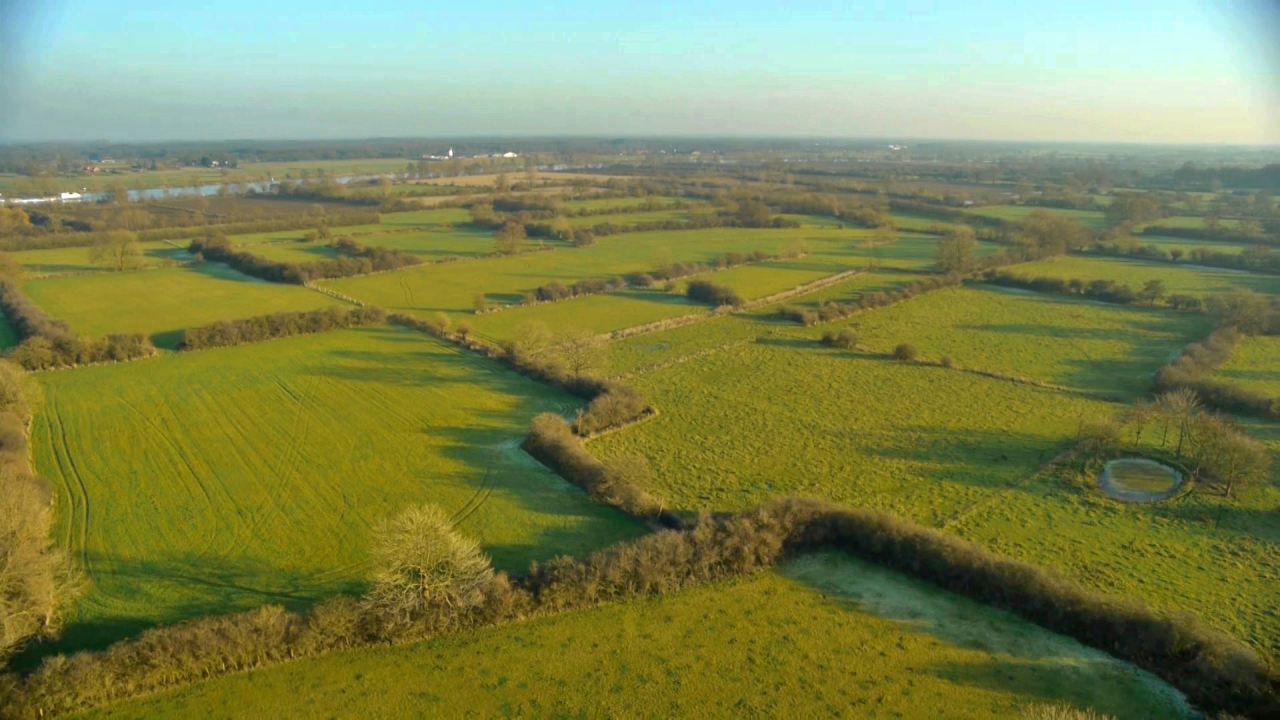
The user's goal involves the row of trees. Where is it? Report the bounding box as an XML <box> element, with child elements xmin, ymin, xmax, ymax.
<box><xmin>1090</xmin><ymin>238</ymin><xmax>1280</xmax><ymax>274</ymax></box>
<box><xmin>0</xmin><ymin>362</ymin><xmax>78</xmax><ymax>665</ymax></box>
<box><xmin>1086</xmin><ymin>389</ymin><xmax>1272</xmax><ymax>498</ymax></box>
<box><xmin>1</xmin><ymin>208</ymin><xmax>382</xmax><ymax>253</ymax></box>
<box><xmin>179</xmin><ymin>307</ymin><xmax>387</xmax><ymax>350</ymax></box>
<box><xmin>6</xmin><ymin>497</ymin><xmax>1275</xmax><ymax>719</ymax></box>
<box><xmin>189</xmin><ymin>233</ymin><xmax>422</xmax><ymax>284</ymax></box>
<box><xmin>981</xmin><ymin>271</ymin><xmax>1185</xmax><ymax>308</ymax></box>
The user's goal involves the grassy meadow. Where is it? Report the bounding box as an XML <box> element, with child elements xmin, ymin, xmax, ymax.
<box><xmin>966</xmin><ymin>205</ymin><xmax>1110</xmax><ymax>230</ymax></box>
<box><xmin>592</xmin><ymin>305</ymin><xmax>1280</xmax><ymax>655</ymax></box>
<box><xmin>1213</xmin><ymin>335</ymin><xmax>1280</xmax><ymax>399</ymax></box>
<box><xmin>78</xmin><ymin>554</ymin><xmax>1190</xmax><ymax>720</ymax></box>
<box><xmin>32</xmin><ymin>326</ymin><xmax>641</xmax><ymax>653</ymax></box>
<box><xmin>1002</xmin><ymin>255</ymin><xmax>1280</xmax><ymax>297</ymax></box>
<box><xmin>22</xmin><ymin>263</ymin><xmax>344</xmax><ymax>347</ymax></box>
<box><xmin>12</xmin><ymin>241</ymin><xmax>191</xmax><ymax>276</ymax></box>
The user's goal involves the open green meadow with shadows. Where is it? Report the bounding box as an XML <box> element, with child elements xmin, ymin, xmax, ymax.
<box><xmin>32</xmin><ymin>325</ymin><xmax>642</xmax><ymax>654</ymax></box>
<box><xmin>22</xmin><ymin>263</ymin><xmax>344</xmax><ymax>348</ymax></box>
<box><xmin>77</xmin><ymin>554</ymin><xmax>1190</xmax><ymax>720</ymax></box>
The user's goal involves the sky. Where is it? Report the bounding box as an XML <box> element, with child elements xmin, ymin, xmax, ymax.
<box><xmin>1</xmin><ymin>0</ymin><xmax>1278</xmax><ymax>144</ymax></box>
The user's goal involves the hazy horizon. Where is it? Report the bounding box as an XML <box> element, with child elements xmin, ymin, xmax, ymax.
<box><xmin>3</xmin><ymin>1</ymin><xmax>1279</xmax><ymax>145</ymax></box>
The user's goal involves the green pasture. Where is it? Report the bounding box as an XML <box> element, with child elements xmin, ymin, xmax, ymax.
<box><xmin>1003</xmin><ymin>255</ymin><xmax>1280</xmax><ymax>297</ymax></box>
<box><xmin>566</xmin><ymin>208</ymin><xmax>699</xmax><ymax>228</ymax></box>
<box><xmin>470</xmin><ymin>290</ymin><xmax>703</xmax><ymax>345</ymax></box>
<box><xmin>21</xmin><ymin>264</ymin><xmax>343</xmax><ymax>348</ymax></box>
<box><xmin>845</xmin><ymin>285</ymin><xmax>1213</xmax><ymax>399</ymax></box>
<box><xmin>79</xmin><ymin>554</ymin><xmax>1189</xmax><ymax>720</ymax></box>
<box><xmin>11</xmin><ymin>241</ymin><xmax>191</xmax><ymax>276</ymax></box>
<box><xmin>559</xmin><ymin>196</ymin><xmax>685</xmax><ymax>212</ymax></box>
<box><xmin>320</xmin><ymin>226</ymin><xmax>872</xmax><ymax>319</ymax></box>
<box><xmin>592</xmin><ymin>309</ymin><xmax>1280</xmax><ymax>655</ymax></box>
<box><xmin>32</xmin><ymin>326</ymin><xmax>641</xmax><ymax>654</ymax></box>
<box><xmin>1122</xmin><ymin>234</ymin><xmax>1255</xmax><ymax>256</ymax></box>
<box><xmin>966</xmin><ymin>205</ymin><xmax>1110</xmax><ymax>229</ymax></box>
<box><xmin>1214</xmin><ymin>335</ymin><xmax>1280</xmax><ymax>399</ymax></box>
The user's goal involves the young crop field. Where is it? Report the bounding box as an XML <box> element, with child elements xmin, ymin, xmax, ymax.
<box><xmin>21</xmin><ymin>263</ymin><xmax>344</xmax><ymax>348</ymax></box>
<box><xmin>32</xmin><ymin>325</ymin><xmax>641</xmax><ymax>654</ymax></box>
<box><xmin>965</xmin><ymin>205</ymin><xmax>1111</xmax><ymax>229</ymax></box>
<box><xmin>1003</xmin><ymin>255</ymin><xmax>1280</xmax><ymax>296</ymax></box>
<box><xmin>842</xmin><ymin>285</ymin><xmax>1214</xmax><ymax>399</ymax></box>
<box><xmin>77</xmin><ymin>554</ymin><xmax>1190</xmax><ymax>720</ymax></box>
<box><xmin>12</xmin><ymin>241</ymin><xmax>191</xmax><ymax>275</ymax></box>
<box><xmin>1213</xmin><ymin>335</ymin><xmax>1280</xmax><ymax>399</ymax></box>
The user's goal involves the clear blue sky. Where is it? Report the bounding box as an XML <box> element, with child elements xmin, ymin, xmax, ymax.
<box><xmin>1</xmin><ymin>0</ymin><xmax>1277</xmax><ymax>143</ymax></box>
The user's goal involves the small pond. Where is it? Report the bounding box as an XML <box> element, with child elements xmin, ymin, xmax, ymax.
<box><xmin>1098</xmin><ymin>458</ymin><xmax>1186</xmax><ymax>503</ymax></box>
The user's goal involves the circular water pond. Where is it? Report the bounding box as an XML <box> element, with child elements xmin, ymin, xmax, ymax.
<box><xmin>1098</xmin><ymin>458</ymin><xmax>1186</xmax><ymax>503</ymax></box>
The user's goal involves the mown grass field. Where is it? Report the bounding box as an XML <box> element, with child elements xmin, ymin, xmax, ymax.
<box><xmin>842</xmin><ymin>285</ymin><xmax>1214</xmax><ymax>399</ymax></box>
<box><xmin>11</xmin><ymin>241</ymin><xmax>191</xmax><ymax>275</ymax></box>
<box><xmin>78</xmin><ymin>554</ymin><xmax>1190</xmax><ymax>720</ymax></box>
<box><xmin>22</xmin><ymin>263</ymin><xmax>344</xmax><ymax>348</ymax></box>
<box><xmin>592</xmin><ymin>305</ymin><xmax>1280</xmax><ymax>656</ymax></box>
<box><xmin>1214</xmin><ymin>335</ymin><xmax>1280</xmax><ymax>399</ymax></box>
<box><xmin>33</xmin><ymin>326</ymin><xmax>641</xmax><ymax>654</ymax></box>
<box><xmin>1004</xmin><ymin>255</ymin><xmax>1280</xmax><ymax>297</ymax></box>
<box><xmin>471</xmin><ymin>290</ymin><xmax>704</xmax><ymax>345</ymax></box>
<box><xmin>966</xmin><ymin>205</ymin><xmax>1110</xmax><ymax>229</ymax></box>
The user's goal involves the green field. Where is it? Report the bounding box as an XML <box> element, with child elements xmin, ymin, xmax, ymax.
<box><xmin>1145</xmin><ymin>215</ymin><xmax>1245</xmax><ymax>232</ymax></box>
<box><xmin>321</xmin><ymin>226</ymin><xmax>874</xmax><ymax>319</ymax></box>
<box><xmin>966</xmin><ymin>205</ymin><xmax>1110</xmax><ymax>229</ymax></box>
<box><xmin>33</xmin><ymin>326</ymin><xmax>641</xmax><ymax>654</ymax></box>
<box><xmin>1214</xmin><ymin>335</ymin><xmax>1280</xmax><ymax>399</ymax></box>
<box><xmin>844</xmin><ymin>285</ymin><xmax>1213</xmax><ymax>399</ymax></box>
<box><xmin>566</xmin><ymin>208</ymin><xmax>698</xmax><ymax>227</ymax></box>
<box><xmin>1123</xmin><ymin>234</ymin><xmax>1254</xmax><ymax>256</ymax></box>
<box><xmin>230</xmin><ymin>208</ymin><xmax>496</xmax><ymax>263</ymax></box>
<box><xmin>1003</xmin><ymin>255</ymin><xmax>1280</xmax><ymax>297</ymax></box>
<box><xmin>22</xmin><ymin>263</ymin><xmax>344</xmax><ymax>348</ymax></box>
<box><xmin>471</xmin><ymin>290</ymin><xmax>703</xmax><ymax>345</ymax></box>
<box><xmin>79</xmin><ymin>554</ymin><xmax>1190</xmax><ymax>720</ymax></box>
<box><xmin>592</xmin><ymin>306</ymin><xmax>1280</xmax><ymax>655</ymax></box>
<box><xmin>12</xmin><ymin>241</ymin><xmax>191</xmax><ymax>276</ymax></box>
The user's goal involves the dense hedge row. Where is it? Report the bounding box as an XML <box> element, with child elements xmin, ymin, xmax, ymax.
<box><xmin>685</xmin><ymin>280</ymin><xmax>744</xmax><ymax>307</ymax></box>
<box><xmin>1139</xmin><ymin>224</ymin><xmax>1277</xmax><ymax>247</ymax></box>
<box><xmin>982</xmin><ymin>270</ymin><xmax>1160</xmax><ymax>306</ymax></box>
<box><xmin>179</xmin><ymin>307</ymin><xmax>387</xmax><ymax>350</ymax></box>
<box><xmin>522</xmin><ymin>413</ymin><xmax>673</xmax><ymax>522</ymax></box>
<box><xmin>777</xmin><ymin>274</ymin><xmax>963</xmax><ymax>325</ymax></box>
<box><xmin>1155</xmin><ymin>327</ymin><xmax>1279</xmax><ymax>419</ymax></box>
<box><xmin>0</xmin><ymin>210</ymin><xmax>381</xmax><ymax>252</ymax></box>
<box><xmin>387</xmin><ymin>314</ymin><xmax>650</xmax><ymax>436</ymax></box>
<box><xmin>189</xmin><ymin>234</ymin><xmax>421</xmax><ymax>284</ymax></box>
<box><xmin>0</xmin><ymin>281</ymin><xmax>154</xmax><ymax>370</ymax></box>
<box><xmin>5</xmin><ymin>499</ymin><xmax>1275</xmax><ymax>719</ymax></box>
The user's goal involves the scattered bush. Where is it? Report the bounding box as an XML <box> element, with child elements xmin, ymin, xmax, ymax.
<box><xmin>820</xmin><ymin>328</ymin><xmax>858</xmax><ymax>349</ymax></box>
<box><xmin>892</xmin><ymin>343</ymin><xmax>919</xmax><ymax>361</ymax></box>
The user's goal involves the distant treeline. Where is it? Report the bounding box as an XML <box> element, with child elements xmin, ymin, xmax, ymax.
<box><xmin>5</xmin><ymin>498</ymin><xmax>1275</xmax><ymax>719</ymax></box>
<box><xmin>1138</xmin><ymin>225</ymin><xmax>1278</xmax><ymax>247</ymax></box>
<box><xmin>1092</xmin><ymin>237</ymin><xmax>1280</xmax><ymax>273</ymax></box>
<box><xmin>0</xmin><ymin>210</ymin><xmax>381</xmax><ymax>252</ymax></box>
<box><xmin>777</xmin><ymin>274</ymin><xmax>964</xmax><ymax>326</ymax></box>
<box><xmin>979</xmin><ymin>270</ymin><xmax>1203</xmax><ymax>310</ymax></box>
<box><xmin>179</xmin><ymin>307</ymin><xmax>387</xmax><ymax>350</ymax></box>
<box><xmin>189</xmin><ymin>234</ymin><xmax>420</xmax><ymax>284</ymax></box>
<box><xmin>1156</xmin><ymin>327</ymin><xmax>1279</xmax><ymax>420</ymax></box>
<box><xmin>0</xmin><ymin>281</ymin><xmax>154</xmax><ymax>370</ymax></box>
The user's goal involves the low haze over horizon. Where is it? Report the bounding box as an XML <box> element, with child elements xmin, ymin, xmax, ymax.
<box><xmin>2</xmin><ymin>0</ymin><xmax>1279</xmax><ymax>145</ymax></box>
